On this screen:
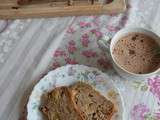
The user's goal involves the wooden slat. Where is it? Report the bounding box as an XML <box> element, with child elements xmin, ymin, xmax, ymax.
<box><xmin>0</xmin><ymin>0</ymin><xmax>126</xmax><ymax>19</ymax></box>
<box><xmin>19</xmin><ymin>1</ymin><xmax>100</xmax><ymax>8</ymax></box>
<box><xmin>0</xmin><ymin>0</ymin><xmax>17</xmax><ymax>9</ymax></box>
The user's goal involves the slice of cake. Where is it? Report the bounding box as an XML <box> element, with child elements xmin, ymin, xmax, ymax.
<box><xmin>41</xmin><ymin>87</ymin><xmax>83</xmax><ymax>120</ymax></box>
<box><xmin>70</xmin><ymin>82</ymin><xmax>115</xmax><ymax>120</ymax></box>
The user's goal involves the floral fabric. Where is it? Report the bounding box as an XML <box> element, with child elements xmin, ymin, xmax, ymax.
<box><xmin>51</xmin><ymin>0</ymin><xmax>160</xmax><ymax>119</ymax></box>
<box><xmin>0</xmin><ymin>0</ymin><xmax>159</xmax><ymax>120</ymax></box>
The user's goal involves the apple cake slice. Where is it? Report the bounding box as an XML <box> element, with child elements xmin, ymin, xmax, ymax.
<box><xmin>70</xmin><ymin>82</ymin><xmax>115</xmax><ymax>120</ymax></box>
<box><xmin>41</xmin><ymin>87</ymin><xmax>83</xmax><ymax>120</ymax></box>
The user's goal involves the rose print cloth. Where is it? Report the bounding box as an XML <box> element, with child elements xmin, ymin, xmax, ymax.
<box><xmin>51</xmin><ymin>0</ymin><xmax>160</xmax><ymax>119</ymax></box>
<box><xmin>0</xmin><ymin>0</ymin><xmax>160</xmax><ymax>120</ymax></box>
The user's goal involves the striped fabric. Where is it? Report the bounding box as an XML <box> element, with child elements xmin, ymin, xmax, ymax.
<box><xmin>0</xmin><ymin>18</ymin><xmax>75</xmax><ymax>120</ymax></box>
<box><xmin>0</xmin><ymin>0</ymin><xmax>160</xmax><ymax>120</ymax></box>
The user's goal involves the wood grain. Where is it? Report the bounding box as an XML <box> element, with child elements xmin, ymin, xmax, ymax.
<box><xmin>0</xmin><ymin>0</ymin><xmax>126</xmax><ymax>19</ymax></box>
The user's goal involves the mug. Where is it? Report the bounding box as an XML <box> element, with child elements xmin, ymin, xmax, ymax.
<box><xmin>98</xmin><ymin>27</ymin><xmax>160</xmax><ymax>80</ymax></box>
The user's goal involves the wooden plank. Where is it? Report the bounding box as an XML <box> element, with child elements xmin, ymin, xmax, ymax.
<box><xmin>0</xmin><ymin>0</ymin><xmax>126</xmax><ymax>19</ymax></box>
<box><xmin>0</xmin><ymin>0</ymin><xmax>17</xmax><ymax>8</ymax></box>
<box><xmin>18</xmin><ymin>1</ymin><xmax>100</xmax><ymax>8</ymax></box>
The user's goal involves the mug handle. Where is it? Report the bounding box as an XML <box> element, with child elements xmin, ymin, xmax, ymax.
<box><xmin>97</xmin><ymin>35</ymin><xmax>112</xmax><ymax>61</ymax></box>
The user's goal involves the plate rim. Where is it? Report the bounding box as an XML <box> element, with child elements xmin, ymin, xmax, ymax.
<box><xmin>27</xmin><ymin>64</ymin><xmax>125</xmax><ymax>120</ymax></box>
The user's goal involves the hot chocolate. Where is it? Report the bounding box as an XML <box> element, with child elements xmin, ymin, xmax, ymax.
<box><xmin>112</xmin><ymin>33</ymin><xmax>160</xmax><ymax>74</ymax></box>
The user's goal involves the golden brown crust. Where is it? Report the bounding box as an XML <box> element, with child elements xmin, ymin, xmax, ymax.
<box><xmin>70</xmin><ymin>82</ymin><xmax>115</xmax><ymax>120</ymax></box>
<box><xmin>67</xmin><ymin>87</ymin><xmax>85</xmax><ymax>120</ymax></box>
<box><xmin>40</xmin><ymin>82</ymin><xmax>115</xmax><ymax>120</ymax></box>
<box><xmin>40</xmin><ymin>86</ymin><xmax>83</xmax><ymax>120</ymax></box>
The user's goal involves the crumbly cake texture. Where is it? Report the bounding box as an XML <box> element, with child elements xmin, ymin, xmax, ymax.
<box><xmin>41</xmin><ymin>82</ymin><xmax>115</xmax><ymax>120</ymax></box>
<box><xmin>70</xmin><ymin>82</ymin><xmax>115</xmax><ymax>120</ymax></box>
<box><xmin>41</xmin><ymin>87</ymin><xmax>83</xmax><ymax>120</ymax></box>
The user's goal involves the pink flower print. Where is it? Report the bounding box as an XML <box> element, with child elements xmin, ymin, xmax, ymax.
<box><xmin>79</xmin><ymin>22</ymin><xmax>91</xmax><ymax>28</ymax></box>
<box><xmin>148</xmin><ymin>76</ymin><xmax>160</xmax><ymax>101</ymax></box>
<box><xmin>81</xmin><ymin>33</ymin><xmax>90</xmax><ymax>47</ymax></box>
<box><xmin>67</xmin><ymin>27</ymin><xmax>76</xmax><ymax>34</ymax></box>
<box><xmin>96</xmin><ymin>76</ymin><xmax>105</xmax><ymax>83</ymax></box>
<box><xmin>97</xmin><ymin>57</ymin><xmax>112</xmax><ymax>69</ymax></box>
<box><xmin>81</xmin><ymin>50</ymin><xmax>97</xmax><ymax>58</ymax></box>
<box><xmin>120</xmin><ymin>15</ymin><xmax>128</xmax><ymax>26</ymax></box>
<box><xmin>54</xmin><ymin>49</ymin><xmax>66</xmax><ymax>57</ymax></box>
<box><xmin>106</xmin><ymin>25</ymin><xmax>121</xmax><ymax>32</ymax></box>
<box><xmin>68</xmin><ymin>40</ymin><xmax>77</xmax><ymax>53</ymax></box>
<box><xmin>155</xmin><ymin>112</ymin><xmax>160</xmax><ymax>119</ymax></box>
<box><xmin>53</xmin><ymin>61</ymin><xmax>60</xmax><ymax>69</ymax></box>
<box><xmin>92</xmin><ymin>17</ymin><xmax>99</xmax><ymax>27</ymax></box>
<box><xmin>92</xmin><ymin>16</ymin><xmax>98</xmax><ymax>19</ymax></box>
<box><xmin>90</xmin><ymin>29</ymin><xmax>102</xmax><ymax>38</ymax></box>
<box><xmin>68</xmin><ymin>45</ymin><xmax>76</xmax><ymax>53</ymax></box>
<box><xmin>131</xmin><ymin>104</ymin><xmax>150</xmax><ymax>120</ymax></box>
<box><xmin>65</xmin><ymin>58</ymin><xmax>78</xmax><ymax>64</ymax></box>
<box><xmin>69</xmin><ymin>40</ymin><xmax>76</xmax><ymax>46</ymax></box>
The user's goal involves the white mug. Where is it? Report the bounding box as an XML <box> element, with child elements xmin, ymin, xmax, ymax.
<box><xmin>98</xmin><ymin>27</ymin><xmax>160</xmax><ymax>80</ymax></box>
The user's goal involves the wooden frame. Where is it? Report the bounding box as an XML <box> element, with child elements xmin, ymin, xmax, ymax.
<box><xmin>0</xmin><ymin>0</ymin><xmax>126</xmax><ymax>19</ymax></box>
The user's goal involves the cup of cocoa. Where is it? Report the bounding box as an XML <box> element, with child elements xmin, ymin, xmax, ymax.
<box><xmin>98</xmin><ymin>27</ymin><xmax>160</xmax><ymax>80</ymax></box>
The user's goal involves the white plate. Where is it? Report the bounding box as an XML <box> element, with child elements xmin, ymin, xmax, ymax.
<box><xmin>27</xmin><ymin>65</ymin><xmax>124</xmax><ymax>120</ymax></box>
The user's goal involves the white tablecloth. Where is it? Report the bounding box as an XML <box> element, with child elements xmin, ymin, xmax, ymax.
<box><xmin>0</xmin><ymin>0</ymin><xmax>160</xmax><ymax>120</ymax></box>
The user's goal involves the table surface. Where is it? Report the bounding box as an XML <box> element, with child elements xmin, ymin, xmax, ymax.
<box><xmin>0</xmin><ymin>0</ymin><xmax>160</xmax><ymax>120</ymax></box>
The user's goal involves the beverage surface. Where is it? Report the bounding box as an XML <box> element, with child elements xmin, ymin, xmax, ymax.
<box><xmin>112</xmin><ymin>33</ymin><xmax>160</xmax><ymax>74</ymax></box>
